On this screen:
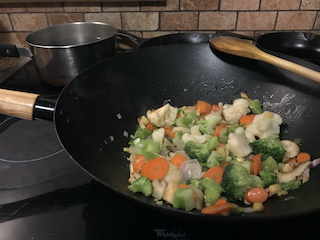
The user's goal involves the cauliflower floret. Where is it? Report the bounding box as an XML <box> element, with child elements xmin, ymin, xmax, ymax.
<box><xmin>223</xmin><ymin>99</ymin><xmax>250</xmax><ymax>124</ymax></box>
<box><xmin>181</xmin><ymin>125</ymin><xmax>211</xmax><ymax>144</ymax></box>
<box><xmin>226</xmin><ymin>127</ymin><xmax>252</xmax><ymax>157</ymax></box>
<box><xmin>152</xmin><ymin>128</ymin><xmax>165</xmax><ymax>145</ymax></box>
<box><xmin>147</xmin><ymin>103</ymin><xmax>178</xmax><ymax>127</ymax></box>
<box><xmin>245</xmin><ymin>130</ymin><xmax>256</xmax><ymax>143</ymax></box>
<box><xmin>281</xmin><ymin>140</ymin><xmax>300</xmax><ymax>159</ymax></box>
<box><xmin>152</xmin><ymin>179</ymin><xmax>168</xmax><ymax>200</ymax></box>
<box><xmin>204</xmin><ymin>102</ymin><xmax>224</xmax><ymax>119</ymax></box>
<box><xmin>163</xmin><ymin>164</ymin><xmax>183</xmax><ymax>183</ymax></box>
<box><xmin>245</xmin><ymin>111</ymin><xmax>282</xmax><ymax>139</ymax></box>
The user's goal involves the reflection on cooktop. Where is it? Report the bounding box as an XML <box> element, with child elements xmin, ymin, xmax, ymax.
<box><xmin>0</xmin><ymin>116</ymin><xmax>78</xmax><ymax>189</ymax></box>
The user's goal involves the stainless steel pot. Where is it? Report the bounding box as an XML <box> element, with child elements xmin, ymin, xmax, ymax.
<box><xmin>0</xmin><ymin>22</ymin><xmax>117</xmax><ymax>86</ymax></box>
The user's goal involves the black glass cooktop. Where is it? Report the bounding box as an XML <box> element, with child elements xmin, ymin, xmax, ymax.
<box><xmin>0</xmin><ymin>58</ymin><xmax>319</xmax><ymax>240</ymax></box>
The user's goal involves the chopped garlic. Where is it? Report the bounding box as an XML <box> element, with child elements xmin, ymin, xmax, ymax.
<box><xmin>282</xmin><ymin>163</ymin><xmax>293</xmax><ymax>173</ymax></box>
<box><xmin>140</xmin><ymin>115</ymin><xmax>149</xmax><ymax>125</ymax></box>
<box><xmin>252</xmin><ymin>202</ymin><xmax>264</xmax><ymax>212</ymax></box>
<box><xmin>264</xmin><ymin>111</ymin><xmax>273</xmax><ymax>118</ymax></box>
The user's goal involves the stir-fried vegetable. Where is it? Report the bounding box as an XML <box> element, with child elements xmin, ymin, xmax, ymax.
<box><xmin>125</xmin><ymin>94</ymin><xmax>319</xmax><ymax>215</ymax></box>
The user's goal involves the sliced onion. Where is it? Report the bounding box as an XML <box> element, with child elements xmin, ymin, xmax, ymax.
<box><xmin>301</xmin><ymin>167</ymin><xmax>310</xmax><ymax>178</ymax></box>
<box><xmin>179</xmin><ymin>159</ymin><xmax>202</xmax><ymax>180</ymax></box>
<box><xmin>172</xmin><ymin>138</ymin><xmax>185</xmax><ymax>151</ymax></box>
<box><xmin>188</xmin><ymin>106</ymin><xmax>196</xmax><ymax>114</ymax></box>
<box><xmin>310</xmin><ymin>158</ymin><xmax>320</xmax><ymax>168</ymax></box>
<box><xmin>242</xmin><ymin>207</ymin><xmax>254</xmax><ymax>213</ymax></box>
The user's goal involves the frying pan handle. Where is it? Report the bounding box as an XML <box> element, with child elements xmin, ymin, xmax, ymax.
<box><xmin>216</xmin><ymin>31</ymin><xmax>255</xmax><ymax>41</ymax></box>
<box><xmin>0</xmin><ymin>43</ymin><xmax>20</xmax><ymax>58</ymax></box>
<box><xmin>116</xmin><ymin>30</ymin><xmax>147</xmax><ymax>45</ymax></box>
<box><xmin>0</xmin><ymin>89</ymin><xmax>56</xmax><ymax>121</ymax></box>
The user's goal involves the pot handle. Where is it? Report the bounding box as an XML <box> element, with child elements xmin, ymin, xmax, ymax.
<box><xmin>0</xmin><ymin>43</ymin><xmax>32</xmax><ymax>58</ymax></box>
<box><xmin>216</xmin><ymin>31</ymin><xmax>255</xmax><ymax>41</ymax></box>
<box><xmin>0</xmin><ymin>43</ymin><xmax>21</xmax><ymax>57</ymax></box>
<box><xmin>116</xmin><ymin>30</ymin><xmax>148</xmax><ymax>45</ymax></box>
<box><xmin>0</xmin><ymin>89</ymin><xmax>56</xmax><ymax>121</ymax></box>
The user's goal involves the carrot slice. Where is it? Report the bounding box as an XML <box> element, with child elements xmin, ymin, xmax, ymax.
<box><xmin>194</xmin><ymin>100</ymin><xmax>211</xmax><ymax>115</ymax></box>
<box><xmin>213</xmin><ymin>198</ymin><xmax>227</xmax><ymax>207</ymax></box>
<box><xmin>240</xmin><ymin>114</ymin><xmax>255</xmax><ymax>128</ymax></box>
<box><xmin>284</xmin><ymin>157</ymin><xmax>297</xmax><ymax>167</ymax></box>
<box><xmin>244</xmin><ymin>187</ymin><xmax>268</xmax><ymax>203</ymax></box>
<box><xmin>211</xmin><ymin>104</ymin><xmax>220</xmax><ymax>112</ymax></box>
<box><xmin>250</xmin><ymin>153</ymin><xmax>262</xmax><ymax>176</ymax></box>
<box><xmin>133</xmin><ymin>154</ymin><xmax>148</xmax><ymax>173</ymax></box>
<box><xmin>213</xmin><ymin>124</ymin><xmax>227</xmax><ymax>138</ymax></box>
<box><xmin>201</xmin><ymin>203</ymin><xmax>234</xmax><ymax>215</ymax></box>
<box><xmin>202</xmin><ymin>166</ymin><xmax>224</xmax><ymax>184</ymax></box>
<box><xmin>219</xmin><ymin>162</ymin><xmax>229</xmax><ymax>172</ymax></box>
<box><xmin>171</xmin><ymin>154</ymin><xmax>186</xmax><ymax>169</ymax></box>
<box><xmin>146</xmin><ymin>123</ymin><xmax>154</xmax><ymax>131</ymax></box>
<box><xmin>141</xmin><ymin>157</ymin><xmax>170</xmax><ymax>181</ymax></box>
<box><xmin>296</xmin><ymin>152</ymin><xmax>311</xmax><ymax>163</ymax></box>
<box><xmin>164</xmin><ymin>127</ymin><xmax>175</xmax><ymax>138</ymax></box>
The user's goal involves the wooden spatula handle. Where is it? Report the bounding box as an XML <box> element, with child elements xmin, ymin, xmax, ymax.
<box><xmin>255</xmin><ymin>51</ymin><xmax>320</xmax><ymax>83</ymax></box>
<box><xmin>210</xmin><ymin>36</ymin><xmax>320</xmax><ymax>84</ymax></box>
<box><xmin>0</xmin><ymin>89</ymin><xmax>39</xmax><ymax>120</ymax></box>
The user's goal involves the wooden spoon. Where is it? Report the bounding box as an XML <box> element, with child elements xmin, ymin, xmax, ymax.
<box><xmin>210</xmin><ymin>36</ymin><xmax>320</xmax><ymax>83</ymax></box>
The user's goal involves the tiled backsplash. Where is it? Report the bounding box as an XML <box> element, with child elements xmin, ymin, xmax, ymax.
<box><xmin>0</xmin><ymin>0</ymin><xmax>319</xmax><ymax>47</ymax></box>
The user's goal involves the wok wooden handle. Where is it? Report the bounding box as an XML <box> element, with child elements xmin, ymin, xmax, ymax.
<box><xmin>0</xmin><ymin>89</ymin><xmax>39</xmax><ymax>120</ymax></box>
<box><xmin>210</xmin><ymin>36</ymin><xmax>320</xmax><ymax>84</ymax></box>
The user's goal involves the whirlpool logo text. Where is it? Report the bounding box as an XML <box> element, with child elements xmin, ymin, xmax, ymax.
<box><xmin>154</xmin><ymin>228</ymin><xmax>193</xmax><ymax>240</ymax></box>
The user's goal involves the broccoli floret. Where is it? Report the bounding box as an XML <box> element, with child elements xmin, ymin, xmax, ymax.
<box><xmin>281</xmin><ymin>180</ymin><xmax>301</xmax><ymax>191</ymax></box>
<box><xmin>259</xmin><ymin>170</ymin><xmax>277</xmax><ymax>187</ymax></box>
<box><xmin>128</xmin><ymin>126</ymin><xmax>152</xmax><ymax>145</ymax></box>
<box><xmin>139</xmin><ymin>139</ymin><xmax>161</xmax><ymax>160</ymax></box>
<box><xmin>175</xmin><ymin>116</ymin><xmax>194</xmax><ymax>127</ymax></box>
<box><xmin>174</xmin><ymin>131</ymin><xmax>183</xmax><ymax>140</ymax></box>
<box><xmin>188</xmin><ymin>178</ymin><xmax>201</xmax><ymax>188</ymax></box>
<box><xmin>199</xmin><ymin>177</ymin><xmax>224</xmax><ymax>193</ymax></box>
<box><xmin>218</xmin><ymin>127</ymin><xmax>229</xmax><ymax>144</ymax></box>
<box><xmin>229</xmin><ymin>204</ymin><xmax>244</xmax><ymax>215</ymax></box>
<box><xmin>184</xmin><ymin>136</ymin><xmax>219</xmax><ymax>164</ymax></box>
<box><xmin>249</xmin><ymin>134</ymin><xmax>286</xmax><ymax>163</ymax></box>
<box><xmin>261</xmin><ymin>156</ymin><xmax>278</xmax><ymax>172</ymax></box>
<box><xmin>185</xmin><ymin>112</ymin><xmax>197</xmax><ymax>121</ymax></box>
<box><xmin>249</xmin><ymin>174</ymin><xmax>264</xmax><ymax>188</ymax></box>
<box><xmin>249</xmin><ymin>99</ymin><xmax>262</xmax><ymax>115</ymax></box>
<box><xmin>221</xmin><ymin>164</ymin><xmax>253</xmax><ymax>202</ymax></box>
<box><xmin>172</xmin><ymin>188</ymin><xmax>196</xmax><ymax>211</ymax></box>
<box><xmin>228</xmin><ymin>123</ymin><xmax>245</xmax><ymax>133</ymax></box>
<box><xmin>128</xmin><ymin>176</ymin><xmax>153</xmax><ymax>196</ymax></box>
<box><xmin>197</xmin><ymin>115</ymin><xmax>222</xmax><ymax>135</ymax></box>
<box><xmin>219</xmin><ymin>123</ymin><xmax>245</xmax><ymax>144</ymax></box>
<box><xmin>134</xmin><ymin>126</ymin><xmax>152</xmax><ymax>139</ymax></box>
<box><xmin>206</xmin><ymin>150</ymin><xmax>226</xmax><ymax>168</ymax></box>
<box><xmin>204</xmin><ymin>187</ymin><xmax>220</xmax><ymax>206</ymax></box>
<box><xmin>175</xmin><ymin>112</ymin><xmax>197</xmax><ymax>127</ymax></box>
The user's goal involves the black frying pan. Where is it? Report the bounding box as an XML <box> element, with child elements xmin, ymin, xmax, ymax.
<box><xmin>217</xmin><ymin>31</ymin><xmax>320</xmax><ymax>66</ymax></box>
<box><xmin>117</xmin><ymin>30</ymin><xmax>214</xmax><ymax>49</ymax></box>
<box><xmin>1</xmin><ymin>43</ymin><xmax>320</xmax><ymax>221</ymax></box>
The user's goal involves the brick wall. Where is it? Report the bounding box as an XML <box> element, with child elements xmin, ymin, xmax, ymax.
<box><xmin>0</xmin><ymin>0</ymin><xmax>319</xmax><ymax>48</ymax></box>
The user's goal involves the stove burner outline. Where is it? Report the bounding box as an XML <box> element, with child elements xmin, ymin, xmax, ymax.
<box><xmin>0</xmin><ymin>149</ymin><xmax>64</xmax><ymax>163</ymax></box>
<box><xmin>0</xmin><ymin>116</ymin><xmax>79</xmax><ymax>189</ymax></box>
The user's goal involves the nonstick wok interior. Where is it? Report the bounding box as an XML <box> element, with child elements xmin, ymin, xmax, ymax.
<box><xmin>54</xmin><ymin>43</ymin><xmax>320</xmax><ymax>220</ymax></box>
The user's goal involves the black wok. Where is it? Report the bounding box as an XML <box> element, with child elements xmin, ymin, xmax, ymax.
<box><xmin>217</xmin><ymin>31</ymin><xmax>320</xmax><ymax>66</ymax></box>
<box><xmin>1</xmin><ymin>43</ymin><xmax>320</xmax><ymax>220</ymax></box>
